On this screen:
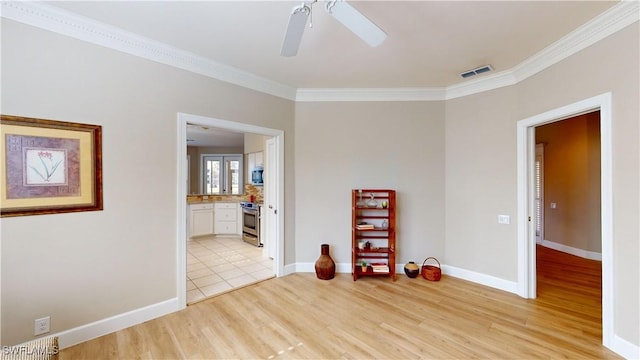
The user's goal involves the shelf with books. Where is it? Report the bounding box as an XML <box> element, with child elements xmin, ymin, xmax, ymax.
<box><xmin>356</xmin><ymin>267</ymin><xmax>391</xmax><ymax>276</ymax></box>
<box><xmin>352</xmin><ymin>189</ymin><xmax>396</xmax><ymax>281</ymax></box>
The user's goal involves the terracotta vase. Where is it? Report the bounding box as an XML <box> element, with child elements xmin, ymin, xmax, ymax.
<box><xmin>315</xmin><ymin>244</ymin><xmax>336</xmax><ymax>280</ymax></box>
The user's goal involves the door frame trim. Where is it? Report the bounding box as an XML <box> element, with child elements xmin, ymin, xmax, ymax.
<box><xmin>516</xmin><ymin>92</ymin><xmax>613</xmax><ymax>347</ymax></box>
<box><xmin>176</xmin><ymin>113</ymin><xmax>285</xmax><ymax>309</ymax></box>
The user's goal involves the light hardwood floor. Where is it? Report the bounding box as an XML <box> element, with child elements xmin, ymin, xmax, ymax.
<box><xmin>61</xmin><ymin>247</ymin><xmax>618</xmax><ymax>359</ymax></box>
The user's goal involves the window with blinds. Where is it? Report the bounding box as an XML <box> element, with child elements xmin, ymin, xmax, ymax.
<box><xmin>535</xmin><ymin>144</ymin><xmax>544</xmax><ymax>243</ymax></box>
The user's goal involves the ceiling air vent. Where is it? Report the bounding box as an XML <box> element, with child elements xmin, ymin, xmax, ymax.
<box><xmin>460</xmin><ymin>64</ymin><xmax>494</xmax><ymax>79</ymax></box>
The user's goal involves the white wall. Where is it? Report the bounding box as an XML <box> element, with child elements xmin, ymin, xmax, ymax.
<box><xmin>294</xmin><ymin>101</ymin><xmax>446</xmax><ymax>268</ymax></box>
<box><xmin>445</xmin><ymin>86</ymin><xmax>520</xmax><ymax>281</ymax></box>
<box><xmin>445</xmin><ymin>23</ymin><xmax>639</xmax><ymax>346</ymax></box>
<box><xmin>0</xmin><ymin>19</ymin><xmax>295</xmax><ymax>346</ymax></box>
<box><xmin>244</xmin><ymin>133</ymin><xmax>268</xmax><ymax>154</ymax></box>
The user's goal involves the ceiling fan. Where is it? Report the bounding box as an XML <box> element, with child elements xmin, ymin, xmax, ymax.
<box><xmin>280</xmin><ymin>0</ymin><xmax>387</xmax><ymax>57</ymax></box>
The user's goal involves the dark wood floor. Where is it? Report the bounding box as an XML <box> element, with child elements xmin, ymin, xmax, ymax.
<box><xmin>536</xmin><ymin>244</ymin><xmax>604</xmax><ymax>343</ymax></box>
<box><xmin>537</xmin><ymin>244</ymin><xmax>602</xmax><ymax>307</ymax></box>
<box><xmin>60</xmin><ymin>246</ymin><xmax>617</xmax><ymax>359</ymax></box>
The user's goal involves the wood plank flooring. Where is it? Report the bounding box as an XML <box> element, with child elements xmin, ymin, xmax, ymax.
<box><xmin>61</xmin><ymin>246</ymin><xmax>618</xmax><ymax>359</ymax></box>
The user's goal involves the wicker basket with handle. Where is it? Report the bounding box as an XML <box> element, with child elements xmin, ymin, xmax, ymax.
<box><xmin>421</xmin><ymin>257</ymin><xmax>442</xmax><ymax>281</ymax></box>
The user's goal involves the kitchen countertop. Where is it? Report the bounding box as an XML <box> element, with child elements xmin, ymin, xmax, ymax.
<box><xmin>187</xmin><ymin>195</ymin><xmax>245</xmax><ymax>204</ymax></box>
<box><xmin>187</xmin><ymin>184</ymin><xmax>263</xmax><ymax>204</ymax></box>
<box><xmin>187</xmin><ymin>195</ymin><xmax>263</xmax><ymax>205</ymax></box>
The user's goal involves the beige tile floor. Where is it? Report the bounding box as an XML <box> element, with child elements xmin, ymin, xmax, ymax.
<box><xmin>187</xmin><ymin>234</ymin><xmax>274</xmax><ymax>304</ymax></box>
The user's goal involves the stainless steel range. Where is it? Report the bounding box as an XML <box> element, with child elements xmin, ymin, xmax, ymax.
<box><xmin>240</xmin><ymin>202</ymin><xmax>261</xmax><ymax>247</ymax></box>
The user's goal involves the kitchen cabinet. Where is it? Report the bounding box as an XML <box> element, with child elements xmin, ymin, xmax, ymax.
<box><xmin>246</xmin><ymin>151</ymin><xmax>264</xmax><ymax>182</ymax></box>
<box><xmin>214</xmin><ymin>202</ymin><xmax>240</xmax><ymax>234</ymax></box>
<box><xmin>189</xmin><ymin>203</ymin><xmax>214</xmax><ymax>237</ymax></box>
<box><xmin>255</xmin><ymin>151</ymin><xmax>263</xmax><ymax>167</ymax></box>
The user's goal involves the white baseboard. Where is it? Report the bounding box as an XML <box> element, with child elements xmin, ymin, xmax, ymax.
<box><xmin>441</xmin><ymin>265</ymin><xmax>518</xmax><ymax>294</ymax></box>
<box><xmin>293</xmin><ymin>262</ymin><xmax>518</xmax><ymax>294</ymax></box>
<box><xmin>610</xmin><ymin>334</ymin><xmax>640</xmax><ymax>360</ymax></box>
<box><xmin>541</xmin><ymin>240</ymin><xmax>602</xmax><ymax>261</ymax></box>
<box><xmin>292</xmin><ymin>262</ymin><xmax>382</xmax><ymax>274</ymax></box>
<box><xmin>55</xmin><ymin>297</ymin><xmax>180</xmax><ymax>349</ymax></box>
<box><xmin>283</xmin><ymin>262</ymin><xmax>298</xmax><ymax>276</ymax></box>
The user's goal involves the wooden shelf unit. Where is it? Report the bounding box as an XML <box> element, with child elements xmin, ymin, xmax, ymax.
<box><xmin>352</xmin><ymin>189</ymin><xmax>396</xmax><ymax>281</ymax></box>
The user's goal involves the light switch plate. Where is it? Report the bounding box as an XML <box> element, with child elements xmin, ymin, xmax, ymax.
<box><xmin>498</xmin><ymin>215</ymin><xmax>510</xmax><ymax>225</ymax></box>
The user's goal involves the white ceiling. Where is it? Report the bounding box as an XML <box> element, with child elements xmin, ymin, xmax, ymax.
<box><xmin>35</xmin><ymin>1</ymin><xmax>620</xmax><ymax>146</ymax></box>
<box><xmin>48</xmin><ymin>1</ymin><xmax>617</xmax><ymax>89</ymax></box>
<box><xmin>186</xmin><ymin>123</ymin><xmax>245</xmax><ymax>147</ymax></box>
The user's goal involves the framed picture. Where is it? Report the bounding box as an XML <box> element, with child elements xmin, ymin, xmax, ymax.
<box><xmin>1</xmin><ymin>115</ymin><xmax>103</xmax><ymax>217</ymax></box>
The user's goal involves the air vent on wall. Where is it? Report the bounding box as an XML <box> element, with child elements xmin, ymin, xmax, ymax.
<box><xmin>460</xmin><ymin>64</ymin><xmax>494</xmax><ymax>79</ymax></box>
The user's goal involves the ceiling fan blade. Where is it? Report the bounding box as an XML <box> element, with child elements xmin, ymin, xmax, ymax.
<box><xmin>325</xmin><ymin>0</ymin><xmax>386</xmax><ymax>47</ymax></box>
<box><xmin>280</xmin><ymin>4</ymin><xmax>311</xmax><ymax>57</ymax></box>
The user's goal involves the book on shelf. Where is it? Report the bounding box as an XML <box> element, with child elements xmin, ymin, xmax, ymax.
<box><xmin>356</xmin><ymin>224</ymin><xmax>375</xmax><ymax>230</ymax></box>
<box><xmin>370</xmin><ymin>262</ymin><xmax>389</xmax><ymax>272</ymax></box>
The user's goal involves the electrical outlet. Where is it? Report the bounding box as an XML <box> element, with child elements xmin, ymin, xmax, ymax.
<box><xmin>34</xmin><ymin>316</ymin><xmax>50</xmax><ymax>336</ymax></box>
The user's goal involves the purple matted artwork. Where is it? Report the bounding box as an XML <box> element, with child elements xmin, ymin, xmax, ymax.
<box><xmin>1</xmin><ymin>114</ymin><xmax>102</xmax><ymax>217</ymax></box>
<box><xmin>5</xmin><ymin>134</ymin><xmax>81</xmax><ymax>198</ymax></box>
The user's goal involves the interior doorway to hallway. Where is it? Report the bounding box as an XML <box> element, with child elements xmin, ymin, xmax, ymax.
<box><xmin>516</xmin><ymin>93</ymin><xmax>613</xmax><ymax>347</ymax></box>
<box><xmin>534</xmin><ymin>111</ymin><xmax>602</xmax><ymax>260</ymax></box>
<box><xmin>532</xmin><ymin>110</ymin><xmax>603</xmax><ymax>342</ymax></box>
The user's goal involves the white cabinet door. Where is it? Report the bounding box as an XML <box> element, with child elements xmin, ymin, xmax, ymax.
<box><xmin>190</xmin><ymin>203</ymin><xmax>214</xmax><ymax>237</ymax></box>
<box><xmin>255</xmin><ymin>151</ymin><xmax>264</xmax><ymax>166</ymax></box>
<box><xmin>215</xmin><ymin>222</ymin><xmax>236</xmax><ymax>234</ymax></box>
<box><xmin>214</xmin><ymin>203</ymin><xmax>239</xmax><ymax>234</ymax></box>
<box><xmin>247</xmin><ymin>153</ymin><xmax>256</xmax><ymax>183</ymax></box>
<box><xmin>237</xmin><ymin>206</ymin><xmax>243</xmax><ymax>235</ymax></box>
<box><xmin>246</xmin><ymin>152</ymin><xmax>264</xmax><ymax>182</ymax></box>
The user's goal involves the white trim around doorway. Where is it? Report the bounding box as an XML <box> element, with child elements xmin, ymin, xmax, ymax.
<box><xmin>176</xmin><ymin>113</ymin><xmax>285</xmax><ymax>310</ymax></box>
<box><xmin>516</xmin><ymin>93</ymin><xmax>613</xmax><ymax>349</ymax></box>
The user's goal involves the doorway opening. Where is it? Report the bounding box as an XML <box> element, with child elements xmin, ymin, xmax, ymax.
<box><xmin>533</xmin><ymin>110</ymin><xmax>604</xmax><ymax>347</ymax></box>
<box><xmin>176</xmin><ymin>113</ymin><xmax>285</xmax><ymax>309</ymax></box>
<box><xmin>534</xmin><ymin>111</ymin><xmax>602</xmax><ymax>259</ymax></box>
<box><xmin>516</xmin><ymin>93</ymin><xmax>613</xmax><ymax>348</ymax></box>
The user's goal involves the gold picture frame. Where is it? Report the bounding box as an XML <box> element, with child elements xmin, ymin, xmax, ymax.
<box><xmin>1</xmin><ymin>115</ymin><xmax>103</xmax><ymax>217</ymax></box>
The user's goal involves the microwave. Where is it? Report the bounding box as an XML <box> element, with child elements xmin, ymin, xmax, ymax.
<box><xmin>251</xmin><ymin>166</ymin><xmax>264</xmax><ymax>185</ymax></box>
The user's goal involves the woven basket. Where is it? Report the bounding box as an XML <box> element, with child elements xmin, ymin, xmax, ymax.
<box><xmin>421</xmin><ymin>257</ymin><xmax>442</xmax><ymax>281</ymax></box>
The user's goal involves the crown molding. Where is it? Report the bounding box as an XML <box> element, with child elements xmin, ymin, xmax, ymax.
<box><xmin>510</xmin><ymin>0</ymin><xmax>640</xmax><ymax>85</ymax></box>
<box><xmin>298</xmin><ymin>0</ymin><xmax>639</xmax><ymax>102</ymax></box>
<box><xmin>444</xmin><ymin>70</ymin><xmax>518</xmax><ymax>100</ymax></box>
<box><xmin>296</xmin><ymin>87</ymin><xmax>446</xmax><ymax>102</ymax></box>
<box><xmin>0</xmin><ymin>1</ymin><xmax>298</xmax><ymax>101</ymax></box>
<box><xmin>2</xmin><ymin>1</ymin><xmax>638</xmax><ymax>103</ymax></box>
